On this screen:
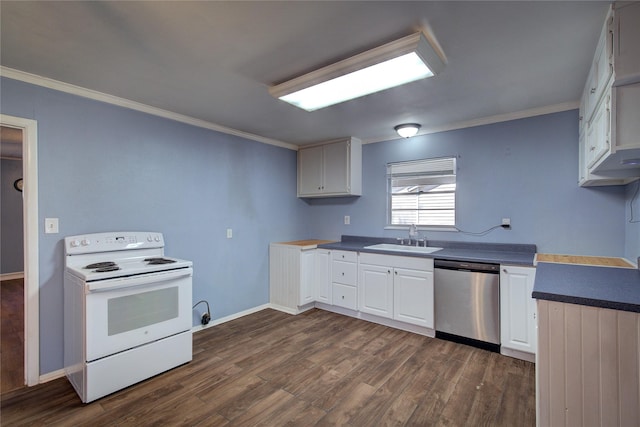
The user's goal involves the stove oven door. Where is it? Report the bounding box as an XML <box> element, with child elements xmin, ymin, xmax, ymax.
<box><xmin>85</xmin><ymin>268</ymin><xmax>192</xmax><ymax>362</ymax></box>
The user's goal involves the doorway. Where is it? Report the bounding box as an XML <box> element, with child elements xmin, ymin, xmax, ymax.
<box><xmin>0</xmin><ymin>115</ymin><xmax>39</xmax><ymax>388</ymax></box>
<box><xmin>1</xmin><ymin>125</ymin><xmax>25</xmax><ymax>393</ymax></box>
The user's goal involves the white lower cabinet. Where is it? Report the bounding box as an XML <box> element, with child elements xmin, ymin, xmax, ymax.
<box><xmin>359</xmin><ymin>264</ymin><xmax>393</xmax><ymax>318</ymax></box>
<box><xmin>331</xmin><ymin>251</ymin><xmax>358</xmax><ymax>310</ymax></box>
<box><xmin>393</xmin><ymin>268</ymin><xmax>434</xmax><ymax>328</ymax></box>
<box><xmin>269</xmin><ymin>243</ymin><xmax>318</xmax><ymax>314</ymax></box>
<box><xmin>500</xmin><ymin>265</ymin><xmax>537</xmax><ymax>358</ymax></box>
<box><xmin>332</xmin><ymin>282</ymin><xmax>357</xmax><ymax>310</ymax></box>
<box><xmin>358</xmin><ymin>253</ymin><xmax>434</xmax><ymax>328</ymax></box>
<box><xmin>314</xmin><ymin>249</ymin><xmax>331</xmax><ymax>304</ymax></box>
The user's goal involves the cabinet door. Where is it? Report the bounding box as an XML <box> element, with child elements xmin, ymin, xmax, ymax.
<box><xmin>322</xmin><ymin>140</ymin><xmax>349</xmax><ymax>194</ymax></box>
<box><xmin>393</xmin><ymin>268</ymin><xmax>434</xmax><ymax>328</ymax></box>
<box><xmin>359</xmin><ymin>264</ymin><xmax>393</xmax><ymax>318</ymax></box>
<box><xmin>593</xmin><ymin>25</ymin><xmax>612</xmax><ymax>102</ymax></box>
<box><xmin>298</xmin><ymin>145</ymin><xmax>323</xmax><ymax>195</ymax></box>
<box><xmin>314</xmin><ymin>249</ymin><xmax>331</xmax><ymax>304</ymax></box>
<box><xmin>586</xmin><ymin>93</ymin><xmax>611</xmax><ymax>169</ymax></box>
<box><xmin>614</xmin><ymin>2</ymin><xmax>640</xmax><ymax>85</ymax></box>
<box><xmin>299</xmin><ymin>250</ymin><xmax>315</xmax><ymax>305</ymax></box>
<box><xmin>500</xmin><ymin>266</ymin><xmax>537</xmax><ymax>354</ymax></box>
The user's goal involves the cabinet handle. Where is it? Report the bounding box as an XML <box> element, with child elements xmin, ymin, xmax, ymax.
<box><xmin>341</xmin><ymin>272</ymin><xmax>344</xmax><ymax>276</ymax></box>
<box><xmin>388</xmin><ymin>270</ymin><xmax>391</xmax><ymax>274</ymax></box>
<box><xmin>590</xmin><ymin>87</ymin><xmax>596</xmax><ymax>94</ymax></box>
<box><xmin>395</xmin><ymin>271</ymin><xmax>398</xmax><ymax>275</ymax></box>
<box><xmin>342</xmin><ymin>295</ymin><xmax>345</xmax><ymax>299</ymax></box>
<box><xmin>503</xmin><ymin>269</ymin><xmax>507</xmax><ymax>273</ymax></box>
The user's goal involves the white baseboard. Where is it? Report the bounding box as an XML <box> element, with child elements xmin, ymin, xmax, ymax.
<box><xmin>39</xmin><ymin>368</ymin><xmax>65</xmax><ymax>384</ymax></box>
<box><xmin>500</xmin><ymin>346</ymin><xmax>536</xmax><ymax>363</ymax></box>
<box><xmin>1</xmin><ymin>271</ymin><xmax>24</xmax><ymax>281</ymax></box>
<box><xmin>192</xmin><ymin>303</ymin><xmax>272</xmax><ymax>333</ymax></box>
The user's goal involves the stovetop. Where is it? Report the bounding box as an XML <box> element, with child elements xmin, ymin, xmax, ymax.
<box><xmin>64</xmin><ymin>232</ymin><xmax>193</xmax><ymax>282</ymax></box>
<box><xmin>67</xmin><ymin>255</ymin><xmax>192</xmax><ymax>282</ymax></box>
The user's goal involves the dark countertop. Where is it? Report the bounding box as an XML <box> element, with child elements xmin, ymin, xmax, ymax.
<box><xmin>318</xmin><ymin>235</ymin><xmax>536</xmax><ymax>266</ymax></box>
<box><xmin>533</xmin><ymin>262</ymin><xmax>640</xmax><ymax>313</ymax></box>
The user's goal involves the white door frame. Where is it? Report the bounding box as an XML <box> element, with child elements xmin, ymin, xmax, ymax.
<box><xmin>1</xmin><ymin>114</ymin><xmax>39</xmax><ymax>386</ymax></box>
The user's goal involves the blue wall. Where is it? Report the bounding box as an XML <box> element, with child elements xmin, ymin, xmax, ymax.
<box><xmin>305</xmin><ymin>111</ymin><xmax>629</xmax><ymax>257</ymax></box>
<box><xmin>1</xmin><ymin>158</ymin><xmax>24</xmax><ymax>273</ymax></box>
<box><xmin>1</xmin><ymin>77</ymin><xmax>309</xmax><ymax>374</ymax></box>
<box><xmin>626</xmin><ymin>181</ymin><xmax>640</xmax><ymax>262</ymax></box>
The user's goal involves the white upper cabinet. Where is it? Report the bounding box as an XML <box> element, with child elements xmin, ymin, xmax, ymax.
<box><xmin>297</xmin><ymin>137</ymin><xmax>362</xmax><ymax>198</ymax></box>
<box><xmin>578</xmin><ymin>3</ymin><xmax>640</xmax><ymax>186</ymax></box>
<box><xmin>613</xmin><ymin>2</ymin><xmax>640</xmax><ymax>85</ymax></box>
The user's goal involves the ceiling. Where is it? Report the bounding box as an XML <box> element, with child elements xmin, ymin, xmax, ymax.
<box><xmin>0</xmin><ymin>1</ymin><xmax>611</xmax><ymax>147</ymax></box>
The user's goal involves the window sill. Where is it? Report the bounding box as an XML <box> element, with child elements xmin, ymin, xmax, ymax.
<box><xmin>384</xmin><ymin>225</ymin><xmax>458</xmax><ymax>232</ymax></box>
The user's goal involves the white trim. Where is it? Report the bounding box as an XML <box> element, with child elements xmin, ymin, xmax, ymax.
<box><xmin>38</xmin><ymin>368</ymin><xmax>65</xmax><ymax>384</ymax></box>
<box><xmin>1</xmin><ymin>66</ymin><xmax>298</xmax><ymax>152</ymax></box>
<box><xmin>1</xmin><ymin>67</ymin><xmax>579</xmax><ymax>150</ymax></box>
<box><xmin>362</xmin><ymin>101</ymin><xmax>580</xmax><ymax>144</ymax></box>
<box><xmin>1</xmin><ymin>272</ymin><xmax>25</xmax><ymax>281</ymax></box>
<box><xmin>0</xmin><ymin>114</ymin><xmax>39</xmax><ymax>387</ymax></box>
<box><xmin>191</xmin><ymin>303</ymin><xmax>273</xmax><ymax>333</ymax></box>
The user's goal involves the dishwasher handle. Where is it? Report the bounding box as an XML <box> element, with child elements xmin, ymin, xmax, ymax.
<box><xmin>434</xmin><ymin>259</ymin><xmax>500</xmax><ymax>273</ymax></box>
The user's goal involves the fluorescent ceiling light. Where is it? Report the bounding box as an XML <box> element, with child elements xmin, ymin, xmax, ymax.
<box><xmin>269</xmin><ymin>32</ymin><xmax>445</xmax><ymax>112</ymax></box>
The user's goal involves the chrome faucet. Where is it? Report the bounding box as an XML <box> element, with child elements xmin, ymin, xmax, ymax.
<box><xmin>408</xmin><ymin>224</ymin><xmax>418</xmax><ymax>246</ymax></box>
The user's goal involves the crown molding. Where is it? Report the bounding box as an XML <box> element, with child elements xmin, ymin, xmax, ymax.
<box><xmin>0</xmin><ymin>66</ymin><xmax>298</xmax><ymax>151</ymax></box>
<box><xmin>362</xmin><ymin>101</ymin><xmax>580</xmax><ymax>144</ymax></box>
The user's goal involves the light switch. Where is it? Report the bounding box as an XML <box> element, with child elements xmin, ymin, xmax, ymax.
<box><xmin>45</xmin><ymin>218</ymin><xmax>59</xmax><ymax>234</ymax></box>
<box><xmin>226</xmin><ymin>228</ymin><xmax>233</xmax><ymax>239</ymax></box>
<box><xmin>344</xmin><ymin>216</ymin><xmax>350</xmax><ymax>225</ymax></box>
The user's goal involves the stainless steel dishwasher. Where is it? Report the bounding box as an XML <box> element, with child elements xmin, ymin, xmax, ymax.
<box><xmin>434</xmin><ymin>259</ymin><xmax>500</xmax><ymax>352</ymax></box>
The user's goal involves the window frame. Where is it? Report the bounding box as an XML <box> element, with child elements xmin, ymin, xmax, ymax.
<box><xmin>385</xmin><ymin>156</ymin><xmax>457</xmax><ymax>230</ymax></box>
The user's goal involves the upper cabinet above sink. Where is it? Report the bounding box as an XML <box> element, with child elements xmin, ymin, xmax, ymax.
<box><xmin>297</xmin><ymin>137</ymin><xmax>362</xmax><ymax>198</ymax></box>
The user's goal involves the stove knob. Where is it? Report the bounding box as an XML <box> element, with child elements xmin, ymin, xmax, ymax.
<box><xmin>147</xmin><ymin>235</ymin><xmax>153</xmax><ymax>242</ymax></box>
<box><xmin>70</xmin><ymin>239</ymin><xmax>80</xmax><ymax>248</ymax></box>
<box><xmin>81</xmin><ymin>239</ymin><xmax>91</xmax><ymax>246</ymax></box>
<box><xmin>154</xmin><ymin>236</ymin><xmax>161</xmax><ymax>242</ymax></box>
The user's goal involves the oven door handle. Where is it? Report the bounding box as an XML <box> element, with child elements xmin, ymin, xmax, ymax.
<box><xmin>86</xmin><ymin>268</ymin><xmax>192</xmax><ymax>292</ymax></box>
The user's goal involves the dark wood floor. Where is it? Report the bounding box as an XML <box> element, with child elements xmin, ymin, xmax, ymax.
<box><xmin>1</xmin><ymin>308</ymin><xmax>535</xmax><ymax>426</ymax></box>
<box><xmin>1</xmin><ymin>278</ymin><xmax>24</xmax><ymax>394</ymax></box>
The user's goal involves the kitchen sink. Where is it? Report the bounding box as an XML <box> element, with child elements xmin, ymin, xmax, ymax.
<box><xmin>364</xmin><ymin>243</ymin><xmax>443</xmax><ymax>254</ymax></box>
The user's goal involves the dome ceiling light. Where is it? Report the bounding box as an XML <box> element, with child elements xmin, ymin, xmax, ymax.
<box><xmin>394</xmin><ymin>123</ymin><xmax>421</xmax><ymax>138</ymax></box>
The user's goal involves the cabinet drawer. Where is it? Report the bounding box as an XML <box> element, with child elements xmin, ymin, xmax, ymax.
<box><xmin>332</xmin><ymin>250</ymin><xmax>357</xmax><ymax>263</ymax></box>
<box><xmin>332</xmin><ymin>283</ymin><xmax>357</xmax><ymax>310</ymax></box>
<box><xmin>332</xmin><ymin>260</ymin><xmax>357</xmax><ymax>285</ymax></box>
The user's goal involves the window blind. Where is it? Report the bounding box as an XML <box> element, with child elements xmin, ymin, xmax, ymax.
<box><xmin>388</xmin><ymin>157</ymin><xmax>456</xmax><ymax>226</ymax></box>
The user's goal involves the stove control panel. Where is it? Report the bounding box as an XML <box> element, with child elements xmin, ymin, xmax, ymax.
<box><xmin>64</xmin><ymin>232</ymin><xmax>165</xmax><ymax>255</ymax></box>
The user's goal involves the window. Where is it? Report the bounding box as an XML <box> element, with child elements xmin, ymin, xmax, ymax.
<box><xmin>387</xmin><ymin>157</ymin><xmax>456</xmax><ymax>227</ymax></box>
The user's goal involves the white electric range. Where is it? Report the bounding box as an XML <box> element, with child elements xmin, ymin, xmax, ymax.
<box><xmin>63</xmin><ymin>231</ymin><xmax>193</xmax><ymax>403</ymax></box>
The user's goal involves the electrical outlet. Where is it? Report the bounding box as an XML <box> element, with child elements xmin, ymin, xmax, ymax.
<box><xmin>45</xmin><ymin>218</ymin><xmax>59</xmax><ymax>234</ymax></box>
<box><xmin>501</xmin><ymin>218</ymin><xmax>511</xmax><ymax>226</ymax></box>
<box><xmin>344</xmin><ymin>215</ymin><xmax>350</xmax><ymax>225</ymax></box>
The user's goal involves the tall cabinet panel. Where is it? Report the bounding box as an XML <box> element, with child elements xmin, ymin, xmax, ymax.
<box><xmin>500</xmin><ymin>265</ymin><xmax>537</xmax><ymax>358</ymax></box>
